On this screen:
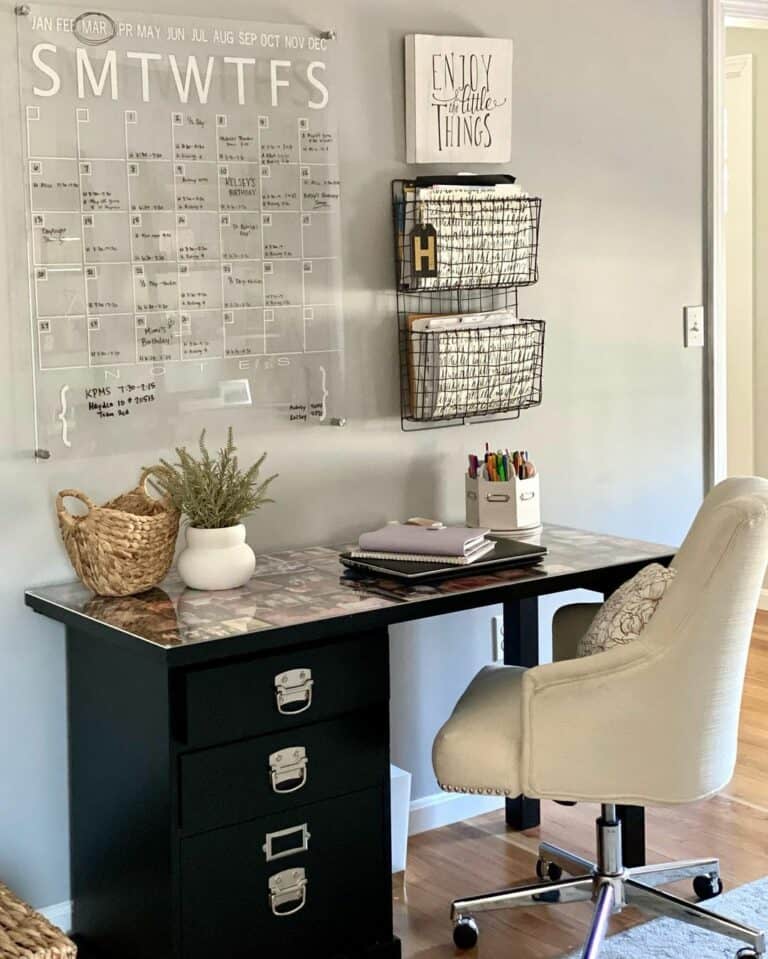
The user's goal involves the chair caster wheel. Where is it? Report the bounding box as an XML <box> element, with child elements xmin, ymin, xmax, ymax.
<box><xmin>453</xmin><ymin>916</ymin><xmax>479</xmax><ymax>950</ymax></box>
<box><xmin>693</xmin><ymin>874</ymin><xmax>723</xmax><ymax>901</ymax></box>
<box><xmin>536</xmin><ymin>858</ymin><xmax>563</xmax><ymax>882</ymax></box>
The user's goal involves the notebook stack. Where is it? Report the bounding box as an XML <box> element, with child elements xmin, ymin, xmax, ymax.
<box><xmin>350</xmin><ymin>523</ymin><xmax>495</xmax><ymax>566</ymax></box>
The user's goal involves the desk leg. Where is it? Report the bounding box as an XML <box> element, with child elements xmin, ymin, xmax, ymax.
<box><xmin>617</xmin><ymin>805</ymin><xmax>646</xmax><ymax>868</ymax></box>
<box><xmin>503</xmin><ymin>598</ymin><xmax>540</xmax><ymax>830</ymax></box>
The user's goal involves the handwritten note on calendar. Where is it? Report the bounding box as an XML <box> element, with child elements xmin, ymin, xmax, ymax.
<box><xmin>17</xmin><ymin>7</ymin><xmax>345</xmax><ymax>456</ymax></box>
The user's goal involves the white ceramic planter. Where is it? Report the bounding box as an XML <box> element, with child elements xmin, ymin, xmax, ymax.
<box><xmin>177</xmin><ymin>524</ymin><xmax>256</xmax><ymax>591</ymax></box>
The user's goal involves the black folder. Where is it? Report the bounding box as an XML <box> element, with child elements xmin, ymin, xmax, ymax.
<box><xmin>340</xmin><ymin>537</ymin><xmax>546</xmax><ymax>582</ymax></box>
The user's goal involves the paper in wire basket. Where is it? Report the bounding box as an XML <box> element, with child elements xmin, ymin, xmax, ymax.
<box><xmin>407</xmin><ymin>320</ymin><xmax>544</xmax><ymax>421</ymax></box>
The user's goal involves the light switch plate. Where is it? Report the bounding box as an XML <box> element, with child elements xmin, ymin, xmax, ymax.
<box><xmin>684</xmin><ymin>305</ymin><xmax>705</xmax><ymax>348</ymax></box>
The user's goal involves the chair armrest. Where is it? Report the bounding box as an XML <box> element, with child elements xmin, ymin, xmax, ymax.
<box><xmin>551</xmin><ymin>603</ymin><xmax>601</xmax><ymax>661</ymax></box>
<box><xmin>520</xmin><ymin>638</ymin><xmax>679</xmax><ymax>804</ymax></box>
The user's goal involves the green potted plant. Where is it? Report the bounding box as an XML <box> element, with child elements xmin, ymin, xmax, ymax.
<box><xmin>151</xmin><ymin>428</ymin><xmax>277</xmax><ymax>590</ymax></box>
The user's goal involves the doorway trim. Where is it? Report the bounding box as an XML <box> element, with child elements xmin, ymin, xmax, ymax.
<box><xmin>708</xmin><ymin>0</ymin><xmax>768</xmax><ymax>486</ymax></box>
<box><xmin>725</xmin><ymin>54</ymin><xmax>754</xmax><ymax>476</ymax></box>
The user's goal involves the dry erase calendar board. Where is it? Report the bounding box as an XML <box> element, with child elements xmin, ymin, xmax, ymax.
<box><xmin>16</xmin><ymin>6</ymin><xmax>344</xmax><ymax>457</ymax></box>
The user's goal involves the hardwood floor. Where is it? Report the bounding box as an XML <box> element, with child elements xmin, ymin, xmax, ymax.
<box><xmin>395</xmin><ymin>612</ymin><xmax>768</xmax><ymax>959</ymax></box>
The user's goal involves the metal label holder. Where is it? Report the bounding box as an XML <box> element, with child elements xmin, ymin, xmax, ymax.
<box><xmin>262</xmin><ymin>822</ymin><xmax>311</xmax><ymax>863</ymax></box>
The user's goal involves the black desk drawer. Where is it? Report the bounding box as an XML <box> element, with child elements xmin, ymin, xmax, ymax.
<box><xmin>179</xmin><ymin>708</ymin><xmax>389</xmax><ymax>834</ymax></box>
<box><xmin>181</xmin><ymin>633</ymin><xmax>389</xmax><ymax>748</ymax></box>
<box><xmin>180</xmin><ymin>787</ymin><xmax>392</xmax><ymax>959</ymax></box>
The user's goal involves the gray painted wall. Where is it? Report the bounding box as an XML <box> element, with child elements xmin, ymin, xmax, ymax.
<box><xmin>0</xmin><ymin>0</ymin><xmax>705</xmax><ymax>910</ymax></box>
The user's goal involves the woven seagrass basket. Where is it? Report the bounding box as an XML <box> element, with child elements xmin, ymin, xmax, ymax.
<box><xmin>57</xmin><ymin>468</ymin><xmax>180</xmax><ymax>597</ymax></box>
<box><xmin>0</xmin><ymin>881</ymin><xmax>77</xmax><ymax>958</ymax></box>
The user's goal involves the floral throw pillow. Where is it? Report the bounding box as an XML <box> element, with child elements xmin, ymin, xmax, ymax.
<box><xmin>577</xmin><ymin>563</ymin><xmax>677</xmax><ymax>657</ymax></box>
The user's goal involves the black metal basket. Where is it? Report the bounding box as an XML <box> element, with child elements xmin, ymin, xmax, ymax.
<box><xmin>393</xmin><ymin>180</ymin><xmax>541</xmax><ymax>292</ymax></box>
<box><xmin>392</xmin><ymin>180</ymin><xmax>545</xmax><ymax>430</ymax></box>
<box><xmin>401</xmin><ymin>318</ymin><xmax>544</xmax><ymax>424</ymax></box>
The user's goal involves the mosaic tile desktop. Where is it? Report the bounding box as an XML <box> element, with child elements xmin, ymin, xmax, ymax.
<box><xmin>27</xmin><ymin>525</ymin><xmax>673</xmax><ymax>649</ymax></box>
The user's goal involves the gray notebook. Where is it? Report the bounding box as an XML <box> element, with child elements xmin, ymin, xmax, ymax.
<box><xmin>358</xmin><ymin>524</ymin><xmax>490</xmax><ymax>557</ymax></box>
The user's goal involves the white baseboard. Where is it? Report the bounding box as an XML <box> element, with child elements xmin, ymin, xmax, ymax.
<box><xmin>40</xmin><ymin>793</ymin><xmax>500</xmax><ymax>932</ymax></box>
<box><xmin>39</xmin><ymin>899</ymin><xmax>72</xmax><ymax>934</ymax></box>
<box><xmin>408</xmin><ymin>790</ymin><xmax>504</xmax><ymax>835</ymax></box>
<box><xmin>759</xmin><ymin>589</ymin><xmax>768</xmax><ymax>611</ymax></box>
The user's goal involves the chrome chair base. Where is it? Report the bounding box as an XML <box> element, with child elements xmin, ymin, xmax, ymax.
<box><xmin>450</xmin><ymin>806</ymin><xmax>765</xmax><ymax>959</ymax></box>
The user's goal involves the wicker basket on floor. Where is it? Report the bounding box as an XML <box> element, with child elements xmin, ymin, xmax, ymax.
<box><xmin>0</xmin><ymin>882</ymin><xmax>77</xmax><ymax>958</ymax></box>
<box><xmin>57</xmin><ymin>467</ymin><xmax>180</xmax><ymax>598</ymax></box>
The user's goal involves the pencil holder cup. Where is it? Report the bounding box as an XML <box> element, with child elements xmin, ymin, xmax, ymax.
<box><xmin>465</xmin><ymin>474</ymin><xmax>541</xmax><ymax>533</ymax></box>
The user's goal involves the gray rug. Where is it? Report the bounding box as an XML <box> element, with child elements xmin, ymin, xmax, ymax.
<box><xmin>562</xmin><ymin>876</ymin><xmax>768</xmax><ymax>958</ymax></box>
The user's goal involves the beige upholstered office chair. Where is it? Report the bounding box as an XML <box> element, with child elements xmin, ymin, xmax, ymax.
<box><xmin>433</xmin><ymin>477</ymin><xmax>768</xmax><ymax>959</ymax></box>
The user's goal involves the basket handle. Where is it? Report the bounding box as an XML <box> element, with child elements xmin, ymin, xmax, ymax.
<box><xmin>139</xmin><ymin>466</ymin><xmax>170</xmax><ymax>506</ymax></box>
<box><xmin>56</xmin><ymin>490</ymin><xmax>95</xmax><ymax>528</ymax></box>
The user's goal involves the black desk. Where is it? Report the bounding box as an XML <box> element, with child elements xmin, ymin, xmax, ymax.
<box><xmin>26</xmin><ymin>524</ymin><xmax>674</xmax><ymax>959</ymax></box>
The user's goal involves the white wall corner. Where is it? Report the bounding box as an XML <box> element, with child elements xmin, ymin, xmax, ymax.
<box><xmin>758</xmin><ymin>589</ymin><xmax>768</xmax><ymax>611</ymax></box>
<box><xmin>408</xmin><ymin>790</ymin><xmax>504</xmax><ymax>836</ymax></box>
<box><xmin>38</xmin><ymin>900</ymin><xmax>72</xmax><ymax>934</ymax></box>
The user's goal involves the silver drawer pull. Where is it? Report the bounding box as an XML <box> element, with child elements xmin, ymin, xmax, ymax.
<box><xmin>274</xmin><ymin>668</ymin><xmax>314</xmax><ymax>715</ymax></box>
<box><xmin>262</xmin><ymin>822</ymin><xmax>311</xmax><ymax>863</ymax></box>
<box><xmin>486</xmin><ymin>493</ymin><xmax>510</xmax><ymax>503</ymax></box>
<box><xmin>520</xmin><ymin>491</ymin><xmax>536</xmax><ymax>501</ymax></box>
<box><xmin>268</xmin><ymin>868</ymin><xmax>307</xmax><ymax>917</ymax></box>
<box><xmin>269</xmin><ymin>747</ymin><xmax>308</xmax><ymax>794</ymax></box>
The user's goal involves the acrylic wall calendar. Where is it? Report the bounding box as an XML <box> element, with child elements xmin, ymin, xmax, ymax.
<box><xmin>16</xmin><ymin>7</ymin><xmax>344</xmax><ymax>457</ymax></box>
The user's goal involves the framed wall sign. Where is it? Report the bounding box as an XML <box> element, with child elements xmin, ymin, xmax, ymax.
<box><xmin>405</xmin><ymin>34</ymin><xmax>513</xmax><ymax>164</ymax></box>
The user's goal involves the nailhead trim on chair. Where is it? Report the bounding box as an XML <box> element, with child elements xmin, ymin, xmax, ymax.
<box><xmin>438</xmin><ymin>782</ymin><xmax>513</xmax><ymax>796</ymax></box>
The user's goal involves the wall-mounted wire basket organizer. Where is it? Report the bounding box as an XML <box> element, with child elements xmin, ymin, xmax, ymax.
<box><xmin>392</xmin><ymin>179</ymin><xmax>545</xmax><ymax>431</ymax></box>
